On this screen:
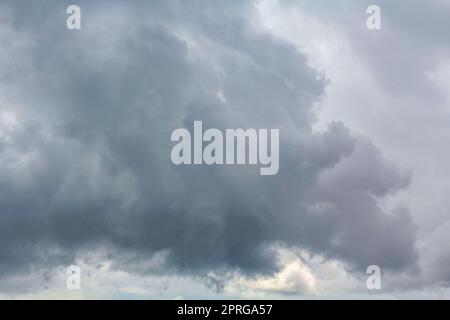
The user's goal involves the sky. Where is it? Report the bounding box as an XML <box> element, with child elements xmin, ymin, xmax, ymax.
<box><xmin>0</xmin><ymin>0</ymin><xmax>449</xmax><ymax>299</ymax></box>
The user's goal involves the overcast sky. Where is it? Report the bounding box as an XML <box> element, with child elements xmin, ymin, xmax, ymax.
<box><xmin>0</xmin><ymin>0</ymin><xmax>449</xmax><ymax>299</ymax></box>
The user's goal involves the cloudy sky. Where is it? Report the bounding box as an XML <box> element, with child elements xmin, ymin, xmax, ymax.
<box><xmin>0</xmin><ymin>0</ymin><xmax>449</xmax><ymax>299</ymax></box>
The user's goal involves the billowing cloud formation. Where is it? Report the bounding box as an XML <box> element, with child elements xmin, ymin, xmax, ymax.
<box><xmin>0</xmin><ymin>0</ymin><xmax>416</xmax><ymax>290</ymax></box>
<box><xmin>255</xmin><ymin>0</ymin><xmax>450</xmax><ymax>293</ymax></box>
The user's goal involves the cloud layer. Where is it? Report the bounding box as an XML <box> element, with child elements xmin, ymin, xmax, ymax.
<box><xmin>0</xmin><ymin>0</ymin><xmax>430</xmax><ymax>297</ymax></box>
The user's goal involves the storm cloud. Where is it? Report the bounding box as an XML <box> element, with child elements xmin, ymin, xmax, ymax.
<box><xmin>0</xmin><ymin>0</ymin><xmax>418</xmax><ymax>294</ymax></box>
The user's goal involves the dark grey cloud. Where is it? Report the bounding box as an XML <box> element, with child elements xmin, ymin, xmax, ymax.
<box><xmin>0</xmin><ymin>0</ymin><xmax>416</xmax><ymax>289</ymax></box>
